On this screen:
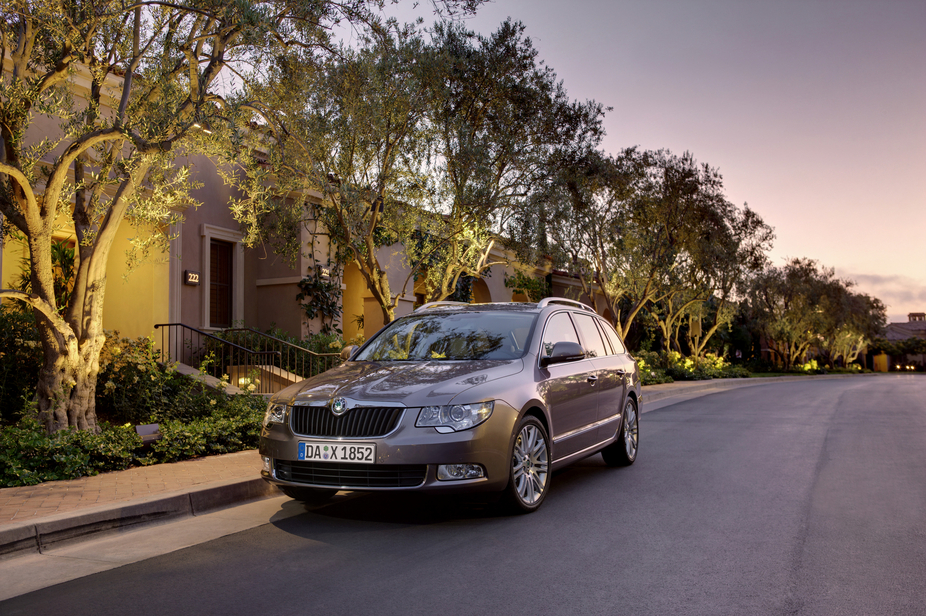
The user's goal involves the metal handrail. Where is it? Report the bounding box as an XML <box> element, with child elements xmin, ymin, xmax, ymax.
<box><xmin>217</xmin><ymin>327</ymin><xmax>342</xmax><ymax>383</ymax></box>
<box><xmin>222</xmin><ymin>328</ymin><xmax>340</xmax><ymax>358</ymax></box>
<box><xmin>153</xmin><ymin>323</ymin><xmax>272</xmax><ymax>355</ymax></box>
<box><xmin>154</xmin><ymin>324</ymin><xmax>343</xmax><ymax>395</ymax></box>
<box><xmin>154</xmin><ymin>323</ymin><xmax>281</xmax><ymax>395</ymax></box>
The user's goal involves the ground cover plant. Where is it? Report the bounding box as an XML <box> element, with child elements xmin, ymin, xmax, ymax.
<box><xmin>0</xmin><ymin>326</ymin><xmax>290</xmax><ymax>487</ymax></box>
<box><xmin>634</xmin><ymin>350</ymin><xmax>751</xmax><ymax>384</ymax></box>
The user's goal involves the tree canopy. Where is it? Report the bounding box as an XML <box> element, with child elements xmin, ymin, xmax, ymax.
<box><xmin>226</xmin><ymin>18</ymin><xmax>604</xmax><ymax>323</ymax></box>
<box><xmin>0</xmin><ymin>0</ymin><xmax>482</xmax><ymax>432</ymax></box>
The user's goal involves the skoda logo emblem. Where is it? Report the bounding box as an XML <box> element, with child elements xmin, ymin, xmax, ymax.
<box><xmin>331</xmin><ymin>398</ymin><xmax>348</xmax><ymax>416</ymax></box>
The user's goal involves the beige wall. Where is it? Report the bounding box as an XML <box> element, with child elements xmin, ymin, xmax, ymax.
<box><xmin>101</xmin><ymin>220</ymin><xmax>170</xmax><ymax>340</ymax></box>
<box><xmin>342</xmin><ymin>263</ymin><xmax>365</xmax><ymax>342</ymax></box>
<box><xmin>0</xmin><ymin>235</ymin><xmax>27</xmax><ymax>297</ymax></box>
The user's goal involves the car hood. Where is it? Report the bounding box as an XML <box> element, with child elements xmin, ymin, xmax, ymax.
<box><xmin>279</xmin><ymin>359</ymin><xmax>525</xmax><ymax>407</ymax></box>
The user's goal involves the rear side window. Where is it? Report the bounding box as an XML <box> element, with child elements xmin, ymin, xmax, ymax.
<box><xmin>540</xmin><ymin>312</ymin><xmax>580</xmax><ymax>358</ymax></box>
<box><xmin>594</xmin><ymin>319</ymin><xmax>614</xmax><ymax>355</ymax></box>
<box><xmin>599</xmin><ymin>319</ymin><xmax>626</xmax><ymax>354</ymax></box>
<box><xmin>573</xmin><ymin>314</ymin><xmax>608</xmax><ymax>359</ymax></box>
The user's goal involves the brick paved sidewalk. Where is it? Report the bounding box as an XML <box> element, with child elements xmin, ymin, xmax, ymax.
<box><xmin>0</xmin><ymin>450</ymin><xmax>262</xmax><ymax>526</ymax></box>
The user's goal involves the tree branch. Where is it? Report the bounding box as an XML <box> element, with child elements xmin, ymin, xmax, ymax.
<box><xmin>0</xmin><ymin>289</ymin><xmax>68</xmax><ymax>328</ymax></box>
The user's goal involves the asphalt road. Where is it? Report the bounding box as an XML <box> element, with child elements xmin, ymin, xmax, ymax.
<box><xmin>3</xmin><ymin>375</ymin><xmax>925</xmax><ymax>616</ymax></box>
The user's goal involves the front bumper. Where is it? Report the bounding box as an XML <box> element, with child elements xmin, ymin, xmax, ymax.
<box><xmin>259</xmin><ymin>402</ymin><xmax>518</xmax><ymax>494</ymax></box>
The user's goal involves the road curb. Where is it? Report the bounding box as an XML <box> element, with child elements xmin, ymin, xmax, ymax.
<box><xmin>0</xmin><ymin>477</ymin><xmax>279</xmax><ymax>560</ymax></box>
<box><xmin>640</xmin><ymin>373</ymin><xmax>881</xmax><ymax>409</ymax></box>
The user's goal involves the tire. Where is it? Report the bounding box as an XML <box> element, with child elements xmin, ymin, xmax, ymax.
<box><xmin>279</xmin><ymin>485</ymin><xmax>337</xmax><ymax>504</ymax></box>
<box><xmin>502</xmin><ymin>416</ymin><xmax>551</xmax><ymax>514</ymax></box>
<box><xmin>601</xmin><ymin>397</ymin><xmax>638</xmax><ymax>467</ymax></box>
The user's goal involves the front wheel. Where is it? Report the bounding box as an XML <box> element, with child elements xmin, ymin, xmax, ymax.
<box><xmin>501</xmin><ymin>416</ymin><xmax>551</xmax><ymax>514</ymax></box>
<box><xmin>601</xmin><ymin>397</ymin><xmax>638</xmax><ymax>467</ymax></box>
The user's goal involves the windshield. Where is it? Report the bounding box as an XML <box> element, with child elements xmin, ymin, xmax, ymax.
<box><xmin>355</xmin><ymin>311</ymin><xmax>538</xmax><ymax>361</ymax></box>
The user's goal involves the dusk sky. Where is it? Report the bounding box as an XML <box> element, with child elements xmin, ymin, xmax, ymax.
<box><xmin>380</xmin><ymin>0</ymin><xmax>926</xmax><ymax>323</ymax></box>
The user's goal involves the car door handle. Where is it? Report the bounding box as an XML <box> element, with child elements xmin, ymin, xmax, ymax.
<box><xmin>587</xmin><ymin>375</ymin><xmax>598</xmax><ymax>384</ymax></box>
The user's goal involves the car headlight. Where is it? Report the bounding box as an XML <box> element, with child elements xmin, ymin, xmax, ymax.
<box><xmin>416</xmin><ymin>401</ymin><xmax>494</xmax><ymax>432</ymax></box>
<box><xmin>263</xmin><ymin>402</ymin><xmax>287</xmax><ymax>427</ymax></box>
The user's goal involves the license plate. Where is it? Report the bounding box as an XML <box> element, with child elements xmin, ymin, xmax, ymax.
<box><xmin>298</xmin><ymin>441</ymin><xmax>376</xmax><ymax>464</ymax></box>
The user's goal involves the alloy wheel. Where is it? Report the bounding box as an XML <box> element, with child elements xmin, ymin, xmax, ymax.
<box><xmin>512</xmin><ymin>423</ymin><xmax>549</xmax><ymax>505</ymax></box>
<box><xmin>623</xmin><ymin>399</ymin><xmax>638</xmax><ymax>460</ymax></box>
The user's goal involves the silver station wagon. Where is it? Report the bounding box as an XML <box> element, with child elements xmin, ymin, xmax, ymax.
<box><xmin>259</xmin><ymin>299</ymin><xmax>641</xmax><ymax>513</ymax></box>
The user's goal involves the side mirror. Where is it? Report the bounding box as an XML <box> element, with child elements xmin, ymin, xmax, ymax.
<box><xmin>340</xmin><ymin>345</ymin><xmax>358</xmax><ymax>361</ymax></box>
<box><xmin>539</xmin><ymin>341</ymin><xmax>586</xmax><ymax>368</ymax></box>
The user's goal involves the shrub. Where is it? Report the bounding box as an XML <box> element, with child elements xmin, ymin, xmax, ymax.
<box><xmin>139</xmin><ymin>396</ymin><xmax>265</xmax><ymax>464</ymax></box>
<box><xmin>634</xmin><ymin>351</ymin><xmax>674</xmax><ymax>385</ymax></box>
<box><xmin>0</xmin><ymin>306</ymin><xmax>43</xmax><ymax>425</ymax></box>
<box><xmin>796</xmin><ymin>359</ymin><xmax>826</xmax><ymax>374</ymax></box>
<box><xmin>0</xmin><ymin>328</ymin><xmax>269</xmax><ymax>486</ymax></box>
<box><xmin>0</xmin><ymin>395</ymin><xmax>266</xmax><ymax>487</ymax></box>
<box><xmin>0</xmin><ymin>417</ymin><xmax>142</xmax><ymax>487</ymax></box>
<box><xmin>635</xmin><ymin>350</ymin><xmax>751</xmax><ymax>383</ymax></box>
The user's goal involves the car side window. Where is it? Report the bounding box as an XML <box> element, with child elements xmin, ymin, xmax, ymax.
<box><xmin>599</xmin><ymin>319</ymin><xmax>626</xmax><ymax>354</ymax></box>
<box><xmin>573</xmin><ymin>314</ymin><xmax>609</xmax><ymax>358</ymax></box>
<box><xmin>540</xmin><ymin>312</ymin><xmax>580</xmax><ymax>358</ymax></box>
<box><xmin>593</xmin><ymin>319</ymin><xmax>614</xmax><ymax>355</ymax></box>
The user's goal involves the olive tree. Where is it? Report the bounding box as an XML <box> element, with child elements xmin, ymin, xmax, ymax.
<box><xmin>413</xmin><ymin>20</ymin><xmax>605</xmax><ymax>302</ymax></box>
<box><xmin>745</xmin><ymin>258</ymin><xmax>837</xmax><ymax>369</ymax></box>
<box><xmin>227</xmin><ymin>25</ymin><xmax>436</xmax><ymax>325</ymax></box>
<box><xmin>233</xmin><ymin>18</ymin><xmax>602</xmax><ymax>321</ymax></box>
<box><xmin>535</xmin><ymin>148</ymin><xmax>746</xmax><ymax>342</ymax></box>
<box><xmin>0</xmin><ymin>0</ymin><xmax>481</xmax><ymax>433</ymax></box>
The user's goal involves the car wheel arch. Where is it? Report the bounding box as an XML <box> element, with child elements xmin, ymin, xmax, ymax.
<box><xmin>520</xmin><ymin>404</ymin><xmax>550</xmax><ymax>439</ymax></box>
<box><xmin>505</xmin><ymin>404</ymin><xmax>550</xmax><ymax>454</ymax></box>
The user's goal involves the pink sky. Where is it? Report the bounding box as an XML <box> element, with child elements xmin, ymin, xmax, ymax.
<box><xmin>381</xmin><ymin>0</ymin><xmax>926</xmax><ymax>323</ymax></box>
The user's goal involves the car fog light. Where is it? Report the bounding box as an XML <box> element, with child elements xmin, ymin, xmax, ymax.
<box><xmin>437</xmin><ymin>464</ymin><xmax>485</xmax><ymax>481</ymax></box>
<box><xmin>261</xmin><ymin>456</ymin><xmax>271</xmax><ymax>472</ymax></box>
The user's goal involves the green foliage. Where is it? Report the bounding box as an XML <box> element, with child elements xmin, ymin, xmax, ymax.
<box><xmin>504</xmin><ymin>271</ymin><xmax>550</xmax><ymax>302</ymax></box>
<box><xmin>95</xmin><ymin>334</ymin><xmax>236</xmax><ymax>425</ymax></box>
<box><xmin>446</xmin><ymin>275</ymin><xmax>475</xmax><ymax>303</ymax></box>
<box><xmin>0</xmin><ymin>306</ymin><xmax>43</xmax><ymax>424</ymax></box>
<box><xmin>0</xmin><ymin>418</ymin><xmax>142</xmax><ymax>487</ymax></box>
<box><xmin>138</xmin><ymin>397</ymin><xmax>265</xmax><ymax>464</ymax></box>
<box><xmin>634</xmin><ymin>351</ymin><xmax>673</xmax><ymax>385</ymax></box>
<box><xmin>0</xmin><ymin>396</ymin><xmax>265</xmax><ymax>487</ymax></box>
<box><xmin>15</xmin><ymin>237</ymin><xmax>76</xmax><ymax>314</ymax></box>
<box><xmin>0</xmin><ymin>325</ymin><xmax>273</xmax><ymax>485</ymax></box>
<box><xmin>296</xmin><ymin>272</ymin><xmax>343</xmax><ymax>334</ymax></box>
<box><xmin>636</xmin><ymin>350</ymin><xmax>750</xmax><ymax>382</ymax></box>
<box><xmin>746</xmin><ymin>258</ymin><xmax>886</xmax><ymax>370</ymax></box>
<box><xmin>3</xmin><ymin>0</ymin><xmax>486</xmax><ymax>432</ymax></box>
<box><xmin>302</xmin><ymin>332</ymin><xmax>348</xmax><ymax>355</ymax></box>
<box><xmin>869</xmin><ymin>337</ymin><xmax>926</xmax><ymax>357</ymax></box>
<box><xmin>796</xmin><ymin>359</ymin><xmax>825</xmax><ymax>374</ymax></box>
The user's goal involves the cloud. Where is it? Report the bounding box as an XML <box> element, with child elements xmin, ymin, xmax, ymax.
<box><xmin>837</xmin><ymin>270</ymin><xmax>926</xmax><ymax>321</ymax></box>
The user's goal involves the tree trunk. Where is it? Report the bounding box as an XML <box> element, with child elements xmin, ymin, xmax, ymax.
<box><xmin>34</xmin><ymin>310</ymin><xmax>106</xmax><ymax>434</ymax></box>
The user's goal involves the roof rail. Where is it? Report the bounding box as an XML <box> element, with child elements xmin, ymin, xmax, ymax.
<box><xmin>415</xmin><ymin>301</ymin><xmax>471</xmax><ymax>312</ymax></box>
<box><xmin>537</xmin><ymin>297</ymin><xmax>595</xmax><ymax>312</ymax></box>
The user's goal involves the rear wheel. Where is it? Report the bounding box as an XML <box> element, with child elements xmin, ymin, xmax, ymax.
<box><xmin>502</xmin><ymin>416</ymin><xmax>551</xmax><ymax>514</ymax></box>
<box><xmin>601</xmin><ymin>397</ymin><xmax>638</xmax><ymax>467</ymax></box>
<box><xmin>279</xmin><ymin>485</ymin><xmax>337</xmax><ymax>504</ymax></box>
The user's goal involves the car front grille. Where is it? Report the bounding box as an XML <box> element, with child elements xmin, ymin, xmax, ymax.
<box><xmin>289</xmin><ymin>406</ymin><xmax>403</xmax><ymax>438</ymax></box>
<box><xmin>274</xmin><ymin>460</ymin><xmax>427</xmax><ymax>488</ymax></box>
